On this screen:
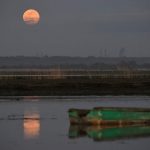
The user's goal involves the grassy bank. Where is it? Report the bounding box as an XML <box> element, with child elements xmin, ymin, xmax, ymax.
<box><xmin>0</xmin><ymin>76</ymin><xmax>150</xmax><ymax>96</ymax></box>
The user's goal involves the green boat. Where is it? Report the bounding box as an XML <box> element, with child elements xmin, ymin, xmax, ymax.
<box><xmin>68</xmin><ymin>107</ymin><xmax>150</xmax><ymax>125</ymax></box>
<box><xmin>69</xmin><ymin>125</ymin><xmax>150</xmax><ymax>141</ymax></box>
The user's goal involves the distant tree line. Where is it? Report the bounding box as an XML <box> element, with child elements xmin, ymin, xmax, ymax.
<box><xmin>0</xmin><ymin>56</ymin><xmax>150</xmax><ymax>70</ymax></box>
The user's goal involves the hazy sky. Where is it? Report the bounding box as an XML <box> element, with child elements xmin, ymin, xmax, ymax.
<box><xmin>0</xmin><ymin>0</ymin><xmax>150</xmax><ymax>57</ymax></box>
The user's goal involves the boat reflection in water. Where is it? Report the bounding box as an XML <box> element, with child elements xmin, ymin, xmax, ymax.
<box><xmin>69</xmin><ymin>125</ymin><xmax>150</xmax><ymax>141</ymax></box>
<box><xmin>23</xmin><ymin>111</ymin><xmax>40</xmax><ymax>139</ymax></box>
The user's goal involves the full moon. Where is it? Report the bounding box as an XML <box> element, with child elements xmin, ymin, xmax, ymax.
<box><xmin>23</xmin><ymin>9</ymin><xmax>40</xmax><ymax>25</ymax></box>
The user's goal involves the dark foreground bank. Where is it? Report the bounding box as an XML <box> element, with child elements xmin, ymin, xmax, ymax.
<box><xmin>0</xmin><ymin>75</ymin><xmax>150</xmax><ymax>96</ymax></box>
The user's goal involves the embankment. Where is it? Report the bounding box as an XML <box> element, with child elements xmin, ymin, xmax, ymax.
<box><xmin>0</xmin><ymin>73</ymin><xmax>150</xmax><ymax>96</ymax></box>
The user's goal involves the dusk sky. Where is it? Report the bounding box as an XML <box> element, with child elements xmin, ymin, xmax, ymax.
<box><xmin>0</xmin><ymin>0</ymin><xmax>150</xmax><ymax>57</ymax></box>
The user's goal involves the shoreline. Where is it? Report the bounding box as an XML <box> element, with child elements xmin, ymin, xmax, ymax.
<box><xmin>1</xmin><ymin>70</ymin><xmax>150</xmax><ymax>96</ymax></box>
<box><xmin>0</xmin><ymin>79</ymin><xmax>150</xmax><ymax>96</ymax></box>
<box><xmin>0</xmin><ymin>95</ymin><xmax>150</xmax><ymax>102</ymax></box>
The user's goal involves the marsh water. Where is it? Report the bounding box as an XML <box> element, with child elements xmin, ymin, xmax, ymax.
<box><xmin>0</xmin><ymin>96</ymin><xmax>150</xmax><ymax>150</ymax></box>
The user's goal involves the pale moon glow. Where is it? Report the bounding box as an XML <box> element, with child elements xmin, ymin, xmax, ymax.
<box><xmin>24</xmin><ymin>112</ymin><xmax>40</xmax><ymax>139</ymax></box>
<box><xmin>23</xmin><ymin>9</ymin><xmax>40</xmax><ymax>25</ymax></box>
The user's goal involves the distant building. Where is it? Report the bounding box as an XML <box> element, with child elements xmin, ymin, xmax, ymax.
<box><xmin>119</xmin><ymin>48</ymin><xmax>126</xmax><ymax>57</ymax></box>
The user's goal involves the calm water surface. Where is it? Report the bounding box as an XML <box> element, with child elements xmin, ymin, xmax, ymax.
<box><xmin>0</xmin><ymin>96</ymin><xmax>150</xmax><ymax>150</ymax></box>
